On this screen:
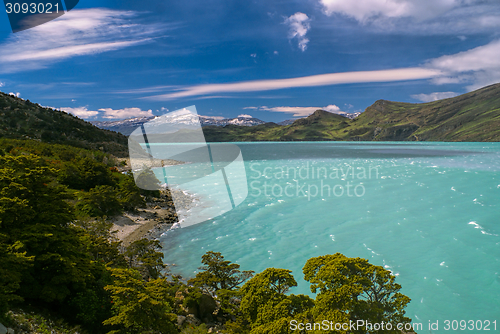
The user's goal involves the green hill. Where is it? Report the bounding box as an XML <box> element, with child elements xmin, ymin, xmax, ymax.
<box><xmin>0</xmin><ymin>92</ymin><xmax>129</xmax><ymax>156</ymax></box>
<box><xmin>203</xmin><ymin>83</ymin><xmax>500</xmax><ymax>142</ymax></box>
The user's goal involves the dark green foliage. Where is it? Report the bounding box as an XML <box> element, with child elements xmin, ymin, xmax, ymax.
<box><xmin>75</xmin><ymin>185</ymin><xmax>122</xmax><ymax>217</ymax></box>
<box><xmin>103</xmin><ymin>268</ymin><xmax>178</xmax><ymax>334</ymax></box>
<box><xmin>125</xmin><ymin>239</ymin><xmax>166</xmax><ymax>280</ymax></box>
<box><xmin>0</xmin><ymin>155</ymin><xmax>93</xmax><ymax>305</ymax></box>
<box><xmin>59</xmin><ymin>157</ymin><xmax>116</xmax><ymax>191</ymax></box>
<box><xmin>115</xmin><ymin>172</ymin><xmax>146</xmax><ymax>211</ymax></box>
<box><xmin>76</xmin><ymin>219</ymin><xmax>126</xmax><ymax>267</ymax></box>
<box><xmin>0</xmin><ymin>236</ymin><xmax>33</xmax><ymax>316</ymax></box>
<box><xmin>67</xmin><ymin>265</ymin><xmax>115</xmax><ymax>332</ymax></box>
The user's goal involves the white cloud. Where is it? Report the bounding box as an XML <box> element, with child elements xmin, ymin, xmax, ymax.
<box><xmin>0</xmin><ymin>82</ymin><xmax>5</xmax><ymax>88</ymax></box>
<box><xmin>318</xmin><ymin>0</ymin><xmax>500</xmax><ymax>35</ymax></box>
<box><xmin>285</xmin><ymin>12</ymin><xmax>311</xmax><ymax>51</ymax></box>
<box><xmin>274</xmin><ymin>51</ymin><xmax>279</xmax><ymax>55</ymax></box>
<box><xmin>411</xmin><ymin>92</ymin><xmax>459</xmax><ymax>102</ymax></box>
<box><xmin>248</xmin><ymin>104</ymin><xmax>344</xmax><ymax>117</ymax></box>
<box><xmin>146</xmin><ymin>67</ymin><xmax>441</xmax><ymax>100</ymax></box>
<box><xmin>9</xmin><ymin>92</ymin><xmax>20</xmax><ymax>97</ymax></box>
<box><xmin>318</xmin><ymin>0</ymin><xmax>460</xmax><ymax>22</ymax></box>
<box><xmin>61</xmin><ymin>106</ymin><xmax>99</xmax><ymax>119</ymax></box>
<box><xmin>250</xmin><ymin>53</ymin><xmax>257</xmax><ymax>58</ymax></box>
<box><xmin>427</xmin><ymin>39</ymin><xmax>500</xmax><ymax>90</ymax></box>
<box><xmin>429</xmin><ymin>39</ymin><xmax>500</xmax><ymax>73</ymax></box>
<box><xmin>60</xmin><ymin>106</ymin><xmax>154</xmax><ymax>119</ymax></box>
<box><xmin>323</xmin><ymin>105</ymin><xmax>341</xmax><ymax>112</ymax></box>
<box><xmin>237</xmin><ymin>114</ymin><xmax>253</xmax><ymax>118</ymax></box>
<box><xmin>99</xmin><ymin>107</ymin><xmax>153</xmax><ymax>119</ymax></box>
<box><xmin>0</xmin><ymin>8</ymin><xmax>161</xmax><ymax>73</ymax></box>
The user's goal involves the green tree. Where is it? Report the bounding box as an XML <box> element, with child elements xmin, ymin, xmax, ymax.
<box><xmin>103</xmin><ymin>268</ymin><xmax>177</xmax><ymax>334</ymax></box>
<box><xmin>238</xmin><ymin>268</ymin><xmax>314</xmax><ymax>334</ymax></box>
<box><xmin>0</xmin><ymin>154</ymin><xmax>92</xmax><ymax>304</ymax></box>
<box><xmin>0</xmin><ymin>236</ymin><xmax>32</xmax><ymax>316</ymax></box>
<box><xmin>77</xmin><ymin>218</ymin><xmax>126</xmax><ymax>267</ymax></box>
<box><xmin>302</xmin><ymin>253</ymin><xmax>412</xmax><ymax>333</ymax></box>
<box><xmin>75</xmin><ymin>185</ymin><xmax>122</xmax><ymax>217</ymax></box>
<box><xmin>58</xmin><ymin>156</ymin><xmax>115</xmax><ymax>191</ymax></box>
<box><xmin>125</xmin><ymin>239</ymin><xmax>166</xmax><ymax>280</ymax></box>
<box><xmin>117</xmin><ymin>173</ymin><xmax>146</xmax><ymax>211</ymax></box>
<box><xmin>188</xmin><ymin>251</ymin><xmax>254</xmax><ymax>294</ymax></box>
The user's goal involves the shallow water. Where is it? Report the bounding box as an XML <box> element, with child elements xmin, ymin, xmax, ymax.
<box><xmin>159</xmin><ymin>142</ymin><xmax>500</xmax><ymax>331</ymax></box>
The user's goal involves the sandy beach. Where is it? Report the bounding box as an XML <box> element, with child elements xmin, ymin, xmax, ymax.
<box><xmin>110</xmin><ymin>206</ymin><xmax>176</xmax><ymax>245</ymax></box>
<box><xmin>109</xmin><ymin>187</ymin><xmax>196</xmax><ymax>244</ymax></box>
<box><xmin>111</xmin><ymin>158</ymin><xmax>195</xmax><ymax>244</ymax></box>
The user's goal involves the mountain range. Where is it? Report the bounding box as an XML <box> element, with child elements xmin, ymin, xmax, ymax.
<box><xmin>1</xmin><ymin>82</ymin><xmax>500</xmax><ymax>152</ymax></box>
<box><xmin>90</xmin><ymin>111</ymin><xmax>362</xmax><ymax>135</ymax></box>
<box><xmin>91</xmin><ymin>115</ymin><xmax>269</xmax><ymax>135</ymax></box>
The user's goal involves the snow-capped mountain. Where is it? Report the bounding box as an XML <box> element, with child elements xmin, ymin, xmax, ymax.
<box><xmin>91</xmin><ymin>114</ymin><xmax>268</xmax><ymax>135</ymax></box>
<box><xmin>336</xmin><ymin>111</ymin><xmax>362</xmax><ymax>119</ymax></box>
<box><xmin>90</xmin><ymin>111</ymin><xmax>361</xmax><ymax>136</ymax></box>
<box><xmin>224</xmin><ymin>117</ymin><xmax>267</xmax><ymax>126</ymax></box>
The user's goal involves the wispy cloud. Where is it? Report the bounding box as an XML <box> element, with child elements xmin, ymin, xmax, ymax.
<box><xmin>411</xmin><ymin>91</ymin><xmax>459</xmax><ymax>102</ymax></box>
<box><xmin>99</xmin><ymin>107</ymin><xmax>153</xmax><ymax>119</ymax></box>
<box><xmin>140</xmin><ymin>37</ymin><xmax>500</xmax><ymax>102</ymax></box>
<box><xmin>246</xmin><ymin>104</ymin><xmax>344</xmax><ymax>117</ymax></box>
<box><xmin>237</xmin><ymin>114</ymin><xmax>253</xmax><ymax>118</ymax></box>
<box><xmin>318</xmin><ymin>0</ymin><xmax>500</xmax><ymax>35</ymax></box>
<box><xmin>285</xmin><ymin>12</ymin><xmax>311</xmax><ymax>51</ymax></box>
<box><xmin>61</xmin><ymin>106</ymin><xmax>99</xmax><ymax>119</ymax></box>
<box><xmin>0</xmin><ymin>8</ymin><xmax>164</xmax><ymax>73</ymax></box>
<box><xmin>145</xmin><ymin>67</ymin><xmax>441</xmax><ymax>100</ymax></box>
<box><xmin>319</xmin><ymin>0</ymin><xmax>454</xmax><ymax>22</ymax></box>
<box><xmin>0</xmin><ymin>82</ymin><xmax>5</xmax><ymax>88</ymax></box>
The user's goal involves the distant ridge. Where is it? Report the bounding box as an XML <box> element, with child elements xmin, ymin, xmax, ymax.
<box><xmin>202</xmin><ymin>83</ymin><xmax>500</xmax><ymax>142</ymax></box>
<box><xmin>3</xmin><ymin>82</ymin><xmax>500</xmax><ymax>149</ymax></box>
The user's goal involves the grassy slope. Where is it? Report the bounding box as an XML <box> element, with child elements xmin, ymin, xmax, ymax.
<box><xmin>202</xmin><ymin>83</ymin><xmax>500</xmax><ymax>142</ymax></box>
<box><xmin>0</xmin><ymin>92</ymin><xmax>129</xmax><ymax>156</ymax></box>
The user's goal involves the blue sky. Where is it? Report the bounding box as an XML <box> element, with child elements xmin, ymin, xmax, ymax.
<box><xmin>1</xmin><ymin>0</ymin><xmax>500</xmax><ymax>122</ymax></box>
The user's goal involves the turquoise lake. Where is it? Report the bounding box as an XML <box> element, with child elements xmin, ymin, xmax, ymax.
<box><xmin>158</xmin><ymin>142</ymin><xmax>500</xmax><ymax>331</ymax></box>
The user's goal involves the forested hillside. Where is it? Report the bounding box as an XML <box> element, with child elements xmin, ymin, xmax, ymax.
<box><xmin>0</xmin><ymin>92</ymin><xmax>128</xmax><ymax>156</ymax></box>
